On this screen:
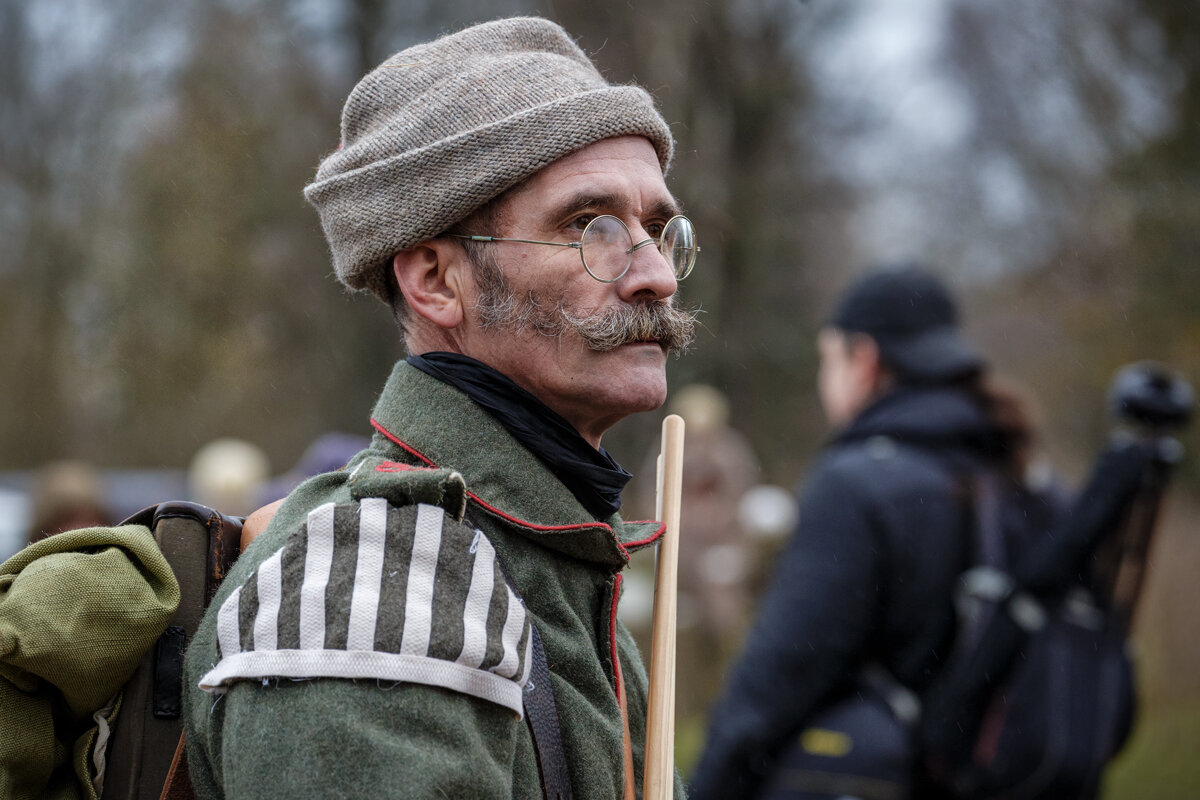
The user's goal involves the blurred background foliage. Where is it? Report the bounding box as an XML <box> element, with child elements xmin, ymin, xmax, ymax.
<box><xmin>1</xmin><ymin>0</ymin><xmax>1198</xmax><ymax>795</ymax></box>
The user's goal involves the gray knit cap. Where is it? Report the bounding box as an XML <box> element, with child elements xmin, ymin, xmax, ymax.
<box><xmin>304</xmin><ymin>16</ymin><xmax>675</xmax><ymax>301</ymax></box>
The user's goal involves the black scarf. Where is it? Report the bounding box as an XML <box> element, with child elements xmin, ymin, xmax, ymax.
<box><xmin>407</xmin><ymin>352</ymin><xmax>632</xmax><ymax>520</ymax></box>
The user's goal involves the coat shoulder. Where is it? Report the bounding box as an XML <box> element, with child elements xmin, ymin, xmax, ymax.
<box><xmin>197</xmin><ymin>484</ymin><xmax>531</xmax><ymax>717</ymax></box>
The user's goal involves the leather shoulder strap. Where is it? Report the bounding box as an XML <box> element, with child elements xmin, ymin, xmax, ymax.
<box><xmin>158</xmin><ymin>732</ymin><xmax>192</xmax><ymax>800</ymax></box>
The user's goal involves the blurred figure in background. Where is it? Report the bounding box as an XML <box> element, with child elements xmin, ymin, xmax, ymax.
<box><xmin>644</xmin><ymin>385</ymin><xmax>763</xmax><ymax>744</ymax></box>
<box><xmin>666</xmin><ymin>384</ymin><xmax>762</xmax><ymax>637</ymax></box>
<box><xmin>689</xmin><ymin>266</ymin><xmax>1071</xmax><ymax>798</ymax></box>
<box><xmin>26</xmin><ymin>460</ymin><xmax>111</xmax><ymax>544</ymax></box>
<box><xmin>187</xmin><ymin>437</ymin><xmax>269</xmax><ymax>517</ymax></box>
<box><xmin>670</xmin><ymin>384</ymin><xmax>762</xmax><ymax>641</ymax></box>
<box><xmin>0</xmin><ymin>486</ymin><xmax>28</xmax><ymax>562</ymax></box>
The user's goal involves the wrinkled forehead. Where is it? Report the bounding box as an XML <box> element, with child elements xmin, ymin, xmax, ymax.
<box><xmin>504</xmin><ymin>136</ymin><xmax>680</xmax><ymax>222</ymax></box>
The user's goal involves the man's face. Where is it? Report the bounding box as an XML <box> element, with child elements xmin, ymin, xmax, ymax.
<box><xmin>456</xmin><ymin>136</ymin><xmax>692</xmax><ymax>447</ymax></box>
<box><xmin>817</xmin><ymin>328</ymin><xmax>881</xmax><ymax>428</ymax></box>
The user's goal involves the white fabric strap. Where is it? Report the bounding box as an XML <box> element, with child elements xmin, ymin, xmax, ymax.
<box><xmin>346</xmin><ymin>497</ymin><xmax>389</xmax><ymax>651</ymax></box>
<box><xmin>496</xmin><ymin>585</ymin><xmax>527</xmax><ymax>679</ymax></box>
<box><xmin>519</xmin><ymin>620</ymin><xmax>534</xmax><ymax>687</ymax></box>
<box><xmin>216</xmin><ymin>586</ymin><xmax>243</xmax><ymax>658</ymax></box>
<box><xmin>253</xmin><ymin>549</ymin><xmax>285</xmax><ymax>651</ymax></box>
<box><xmin>400</xmin><ymin>503</ymin><xmax>444</xmax><ymax>657</ymax></box>
<box><xmin>198</xmin><ymin>649</ymin><xmax>525</xmax><ymax>718</ymax></box>
<box><xmin>458</xmin><ymin>530</ymin><xmax>497</xmax><ymax>669</ymax></box>
<box><xmin>299</xmin><ymin>503</ymin><xmax>337</xmax><ymax>650</ymax></box>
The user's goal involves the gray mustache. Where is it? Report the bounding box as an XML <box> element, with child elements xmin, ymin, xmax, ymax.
<box><xmin>474</xmin><ymin>274</ymin><xmax>697</xmax><ymax>355</ymax></box>
<box><xmin>561</xmin><ymin>302</ymin><xmax>697</xmax><ymax>354</ymax></box>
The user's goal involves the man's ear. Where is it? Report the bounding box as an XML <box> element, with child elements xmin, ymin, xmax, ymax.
<box><xmin>847</xmin><ymin>333</ymin><xmax>886</xmax><ymax>392</ymax></box>
<box><xmin>391</xmin><ymin>241</ymin><xmax>470</xmax><ymax>330</ymax></box>
<box><xmin>862</xmin><ymin>338</ymin><xmax>896</xmax><ymax>396</ymax></box>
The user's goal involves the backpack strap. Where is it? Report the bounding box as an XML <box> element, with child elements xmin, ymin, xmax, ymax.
<box><xmin>158</xmin><ymin>732</ymin><xmax>192</xmax><ymax>800</ymax></box>
<box><xmin>955</xmin><ymin>471</ymin><xmax>1009</xmax><ymax>654</ymax></box>
<box><xmin>957</xmin><ymin>471</ymin><xmax>1049</xmax><ymax>647</ymax></box>
<box><xmin>103</xmin><ymin>502</ymin><xmax>243</xmax><ymax>800</ymax></box>
<box><xmin>481</xmin><ymin>521</ymin><xmax>574</xmax><ymax>800</ymax></box>
<box><xmin>523</xmin><ymin>624</ymin><xmax>575</xmax><ymax>800</ymax></box>
<box><xmin>970</xmin><ymin>469</ymin><xmax>1006</xmax><ymax>571</ymax></box>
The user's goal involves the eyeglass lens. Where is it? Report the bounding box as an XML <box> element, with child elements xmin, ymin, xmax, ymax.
<box><xmin>580</xmin><ymin>215</ymin><xmax>698</xmax><ymax>282</ymax></box>
<box><xmin>662</xmin><ymin>216</ymin><xmax>697</xmax><ymax>280</ymax></box>
<box><xmin>580</xmin><ymin>216</ymin><xmax>631</xmax><ymax>282</ymax></box>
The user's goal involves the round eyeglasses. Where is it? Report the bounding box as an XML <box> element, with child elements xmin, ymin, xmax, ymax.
<box><xmin>448</xmin><ymin>215</ymin><xmax>699</xmax><ymax>282</ymax></box>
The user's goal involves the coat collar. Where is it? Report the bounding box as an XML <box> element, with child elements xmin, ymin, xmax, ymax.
<box><xmin>366</xmin><ymin>360</ymin><xmax>663</xmax><ymax>569</ymax></box>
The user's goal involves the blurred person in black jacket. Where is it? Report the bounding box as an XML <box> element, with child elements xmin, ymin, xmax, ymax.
<box><xmin>689</xmin><ymin>265</ymin><xmax>1060</xmax><ymax>799</ymax></box>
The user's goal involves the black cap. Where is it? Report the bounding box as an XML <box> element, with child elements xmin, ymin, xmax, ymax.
<box><xmin>828</xmin><ymin>266</ymin><xmax>984</xmax><ymax>383</ymax></box>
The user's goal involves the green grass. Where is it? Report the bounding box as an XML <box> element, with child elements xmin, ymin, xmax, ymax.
<box><xmin>675</xmin><ymin>710</ymin><xmax>713</xmax><ymax>782</ymax></box>
<box><xmin>1103</xmin><ymin>701</ymin><xmax>1200</xmax><ymax>799</ymax></box>
<box><xmin>675</xmin><ymin>700</ymin><xmax>1200</xmax><ymax>796</ymax></box>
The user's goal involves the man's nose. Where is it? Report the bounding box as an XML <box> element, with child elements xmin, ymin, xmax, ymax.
<box><xmin>620</xmin><ymin>236</ymin><xmax>677</xmax><ymax>302</ymax></box>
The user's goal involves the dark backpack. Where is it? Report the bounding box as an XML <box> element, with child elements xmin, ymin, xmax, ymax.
<box><xmin>916</xmin><ymin>471</ymin><xmax>1136</xmax><ymax>800</ymax></box>
<box><xmin>760</xmin><ymin>455</ymin><xmax>1143</xmax><ymax>800</ymax></box>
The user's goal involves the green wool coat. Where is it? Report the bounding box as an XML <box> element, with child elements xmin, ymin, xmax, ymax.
<box><xmin>183</xmin><ymin>360</ymin><xmax>684</xmax><ymax>800</ymax></box>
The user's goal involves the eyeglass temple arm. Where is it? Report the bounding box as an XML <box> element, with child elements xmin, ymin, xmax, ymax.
<box><xmin>449</xmin><ymin>234</ymin><xmax>580</xmax><ymax>249</ymax></box>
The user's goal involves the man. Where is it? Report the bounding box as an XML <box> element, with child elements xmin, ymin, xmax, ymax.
<box><xmin>688</xmin><ymin>266</ymin><xmax>1048</xmax><ymax>799</ymax></box>
<box><xmin>183</xmin><ymin>17</ymin><xmax>696</xmax><ymax>800</ymax></box>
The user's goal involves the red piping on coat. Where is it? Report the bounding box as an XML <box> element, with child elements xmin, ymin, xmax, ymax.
<box><xmin>372</xmin><ymin>419</ymin><xmax>437</xmax><ymax>466</ymax></box>
<box><xmin>371</xmin><ymin>417</ymin><xmax>622</xmax><ymax>536</ymax></box>
<box><xmin>375</xmin><ymin>461</ymin><xmax>435</xmax><ymax>473</ymax></box>
<box><xmin>610</xmin><ymin>572</ymin><xmax>624</xmax><ymax>699</ymax></box>
<box><xmin>371</xmin><ymin>418</ymin><xmax>646</xmax><ymax>701</ymax></box>
<box><xmin>620</xmin><ymin>521</ymin><xmax>667</xmax><ymax>550</ymax></box>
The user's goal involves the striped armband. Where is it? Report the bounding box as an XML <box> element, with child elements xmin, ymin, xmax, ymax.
<box><xmin>198</xmin><ymin>499</ymin><xmax>532</xmax><ymax>716</ymax></box>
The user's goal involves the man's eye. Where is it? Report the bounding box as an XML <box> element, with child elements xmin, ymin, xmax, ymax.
<box><xmin>644</xmin><ymin>221</ymin><xmax>666</xmax><ymax>238</ymax></box>
<box><xmin>567</xmin><ymin>215</ymin><xmax>595</xmax><ymax>233</ymax></box>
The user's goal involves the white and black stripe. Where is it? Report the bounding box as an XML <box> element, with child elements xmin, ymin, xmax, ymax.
<box><xmin>399</xmin><ymin>503</ymin><xmax>443</xmax><ymax>657</ymax></box>
<box><xmin>345</xmin><ymin>497</ymin><xmax>388</xmax><ymax>651</ymax></box>
<box><xmin>198</xmin><ymin>500</ymin><xmax>532</xmax><ymax>716</ymax></box>
<box><xmin>298</xmin><ymin>503</ymin><xmax>335</xmax><ymax>650</ymax></box>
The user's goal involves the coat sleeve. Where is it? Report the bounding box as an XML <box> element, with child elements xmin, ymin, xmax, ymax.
<box><xmin>186</xmin><ymin>496</ymin><xmax>538</xmax><ymax>799</ymax></box>
<box><xmin>207</xmin><ymin>677</ymin><xmax>527</xmax><ymax>800</ymax></box>
<box><xmin>688</xmin><ymin>458</ymin><xmax>884</xmax><ymax>800</ymax></box>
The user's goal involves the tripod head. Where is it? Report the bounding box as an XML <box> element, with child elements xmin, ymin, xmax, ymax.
<box><xmin>1108</xmin><ymin>361</ymin><xmax>1194</xmax><ymax>435</ymax></box>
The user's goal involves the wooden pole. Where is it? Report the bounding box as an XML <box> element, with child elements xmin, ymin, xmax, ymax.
<box><xmin>644</xmin><ymin>414</ymin><xmax>685</xmax><ymax>800</ymax></box>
